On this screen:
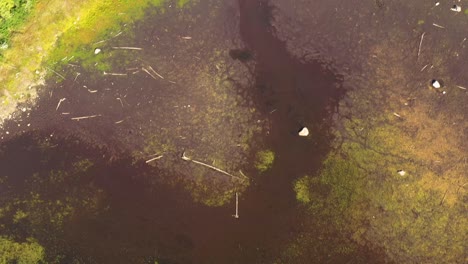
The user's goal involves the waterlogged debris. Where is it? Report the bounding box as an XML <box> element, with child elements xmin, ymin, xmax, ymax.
<box><xmin>298</xmin><ymin>127</ymin><xmax>309</xmax><ymax>137</ymax></box>
<box><xmin>431</xmin><ymin>79</ymin><xmax>442</xmax><ymax>89</ymax></box>
<box><xmin>94</xmin><ymin>48</ymin><xmax>102</xmax><ymax>55</ymax></box>
<box><xmin>451</xmin><ymin>5</ymin><xmax>462</xmax><ymax>12</ymax></box>
<box><xmin>397</xmin><ymin>170</ymin><xmax>406</xmax><ymax>176</ymax></box>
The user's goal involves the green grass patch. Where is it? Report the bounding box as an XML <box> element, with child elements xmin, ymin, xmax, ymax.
<box><xmin>0</xmin><ymin>0</ymin><xmax>37</xmax><ymax>55</ymax></box>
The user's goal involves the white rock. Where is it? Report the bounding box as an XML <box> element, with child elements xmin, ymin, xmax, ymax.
<box><xmin>397</xmin><ymin>170</ymin><xmax>406</xmax><ymax>176</ymax></box>
<box><xmin>451</xmin><ymin>5</ymin><xmax>462</xmax><ymax>12</ymax></box>
<box><xmin>431</xmin><ymin>80</ymin><xmax>441</xmax><ymax>89</ymax></box>
<box><xmin>94</xmin><ymin>48</ymin><xmax>102</xmax><ymax>55</ymax></box>
<box><xmin>298</xmin><ymin>127</ymin><xmax>309</xmax><ymax>137</ymax></box>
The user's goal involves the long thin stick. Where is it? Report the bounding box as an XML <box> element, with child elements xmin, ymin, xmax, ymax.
<box><xmin>112</xmin><ymin>46</ymin><xmax>143</xmax><ymax>50</ymax></box>
<box><xmin>56</xmin><ymin>98</ymin><xmax>66</xmax><ymax>111</ymax></box>
<box><xmin>417</xmin><ymin>32</ymin><xmax>425</xmax><ymax>58</ymax></box>
<box><xmin>104</xmin><ymin>72</ymin><xmax>127</xmax><ymax>76</ymax></box>
<box><xmin>146</xmin><ymin>155</ymin><xmax>163</xmax><ymax>163</ymax></box>
<box><xmin>148</xmin><ymin>66</ymin><xmax>164</xmax><ymax>79</ymax></box>
<box><xmin>181</xmin><ymin>152</ymin><xmax>243</xmax><ymax>180</ymax></box>
<box><xmin>233</xmin><ymin>192</ymin><xmax>239</xmax><ymax>219</ymax></box>
<box><xmin>71</xmin><ymin>114</ymin><xmax>101</xmax><ymax>121</ymax></box>
<box><xmin>46</xmin><ymin>67</ymin><xmax>66</xmax><ymax>80</ymax></box>
<box><xmin>142</xmin><ymin>67</ymin><xmax>157</xmax><ymax>80</ymax></box>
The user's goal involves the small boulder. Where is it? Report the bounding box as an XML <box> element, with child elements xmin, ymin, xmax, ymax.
<box><xmin>451</xmin><ymin>5</ymin><xmax>461</xmax><ymax>12</ymax></box>
<box><xmin>298</xmin><ymin>127</ymin><xmax>309</xmax><ymax>137</ymax></box>
<box><xmin>397</xmin><ymin>170</ymin><xmax>406</xmax><ymax>176</ymax></box>
<box><xmin>431</xmin><ymin>79</ymin><xmax>441</xmax><ymax>89</ymax></box>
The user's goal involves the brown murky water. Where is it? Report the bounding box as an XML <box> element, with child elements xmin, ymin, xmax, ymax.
<box><xmin>7</xmin><ymin>0</ymin><xmax>465</xmax><ymax>263</ymax></box>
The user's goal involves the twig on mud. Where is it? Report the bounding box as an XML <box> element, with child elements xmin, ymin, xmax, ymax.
<box><xmin>117</xmin><ymin>98</ymin><xmax>124</xmax><ymax>107</ymax></box>
<box><xmin>146</xmin><ymin>155</ymin><xmax>163</xmax><ymax>163</ymax></box>
<box><xmin>56</xmin><ymin>98</ymin><xmax>66</xmax><ymax>111</ymax></box>
<box><xmin>112</xmin><ymin>46</ymin><xmax>143</xmax><ymax>50</ymax></box>
<box><xmin>46</xmin><ymin>66</ymin><xmax>66</xmax><ymax>80</ymax></box>
<box><xmin>180</xmin><ymin>36</ymin><xmax>192</xmax><ymax>40</ymax></box>
<box><xmin>420</xmin><ymin>64</ymin><xmax>429</xmax><ymax>72</ymax></box>
<box><xmin>181</xmin><ymin>152</ymin><xmax>244</xmax><ymax>180</ymax></box>
<box><xmin>393</xmin><ymin>112</ymin><xmax>402</xmax><ymax>118</ymax></box>
<box><xmin>417</xmin><ymin>32</ymin><xmax>425</xmax><ymax>59</ymax></box>
<box><xmin>432</xmin><ymin>23</ymin><xmax>445</xmax><ymax>29</ymax></box>
<box><xmin>103</xmin><ymin>71</ymin><xmax>127</xmax><ymax>76</ymax></box>
<box><xmin>114</xmin><ymin>119</ymin><xmax>124</xmax><ymax>124</ymax></box>
<box><xmin>148</xmin><ymin>66</ymin><xmax>164</xmax><ymax>79</ymax></box>
<box><xmin>456</xmin><ymin>85</ymin><xmax>467</xmax><ymax>90</ymax></box>
<box><xmin>71</xmin><ymin>114</ymin><xmax>101</xmax><ymax>121</ymax></box>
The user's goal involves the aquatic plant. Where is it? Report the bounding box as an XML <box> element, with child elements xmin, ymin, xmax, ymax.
<box><xmin>0</xmin><ymin>237</ymin><xmax>44</xmax><ymax>264</ymax></box>
<box><xmin>255</xmin><ymin>150</ymin><xmax>275</xmax><ymax>172</ymax></box>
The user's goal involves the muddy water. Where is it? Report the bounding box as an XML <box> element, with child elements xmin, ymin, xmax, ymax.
<box><xmin>0</xmin><ymin>0</ymin><xmax>386</xmax><ymax>263</ymax></box>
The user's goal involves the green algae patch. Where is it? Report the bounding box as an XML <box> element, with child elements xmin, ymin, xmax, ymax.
<box><xmin>255</xmin><ymin>150</ymin><xmax>275</xmax><ymax>172</ymax></box>
<box><xmin>0</xmin><ymin>237</ymin><xmax>45</xmax><ymax>264</ymax></box>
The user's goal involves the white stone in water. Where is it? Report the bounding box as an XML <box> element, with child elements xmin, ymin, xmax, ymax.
<box><xmin>94</xmin><ymin>48</ymin><xmax>102</xmax><ymax>55</ymax></box>
<box><xmin>451</xmin><ymin>5</ymin><xmax>461</xmax><ymax>12</ymax></box>
<box><xmin>397</xmin><ymin>170</ymin><xmax>406</xmax><ymax>176</ymax></box>
<box><xmin>298</xmin><ymin>127</ymin><xmax>309</xmax><ymax>137</ymax></box>
<box><xmin>431</xmin><ymin>80</ymin><xmax>441</xmax><ymax>89</ymax></box>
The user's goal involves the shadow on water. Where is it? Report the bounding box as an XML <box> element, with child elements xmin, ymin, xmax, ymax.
<box><xmin>0</xmin><ymin>1</ymin><xmax>374</xmax><ymax>263</ymax></box>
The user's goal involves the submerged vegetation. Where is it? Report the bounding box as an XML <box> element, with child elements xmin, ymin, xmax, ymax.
<box><xmin>287</xmin><ymin>28</ymin><xmax>467</xmax><ymax>263</ymax></box>
<box><xmin>255</xmin><ymin>150</ymin><xmax>275</xmax><ymax>172</ymax></box>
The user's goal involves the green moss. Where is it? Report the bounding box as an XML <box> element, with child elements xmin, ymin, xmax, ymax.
<box><xmin>255</xmin><ymin>150</ymin><xmax>275</xmax><ymax>172</ymax></box>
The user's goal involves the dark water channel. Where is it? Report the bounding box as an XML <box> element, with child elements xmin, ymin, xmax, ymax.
<box><xmin>0</xmin><ymin>1</ymin><xmax>381</xmax><ymax>263</ymax></box>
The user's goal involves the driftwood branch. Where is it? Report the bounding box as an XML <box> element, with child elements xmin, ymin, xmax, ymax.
<box><xmin>181</xmin><ymin>152</ymin><xmax>243</xmax><ymax>180</ymax></box>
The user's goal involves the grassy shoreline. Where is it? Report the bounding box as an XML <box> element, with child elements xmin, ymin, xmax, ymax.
<box><xmin>0</xmin><ymin>0</ymin><xmax>169</xmax><ymax>126</ymax></box>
